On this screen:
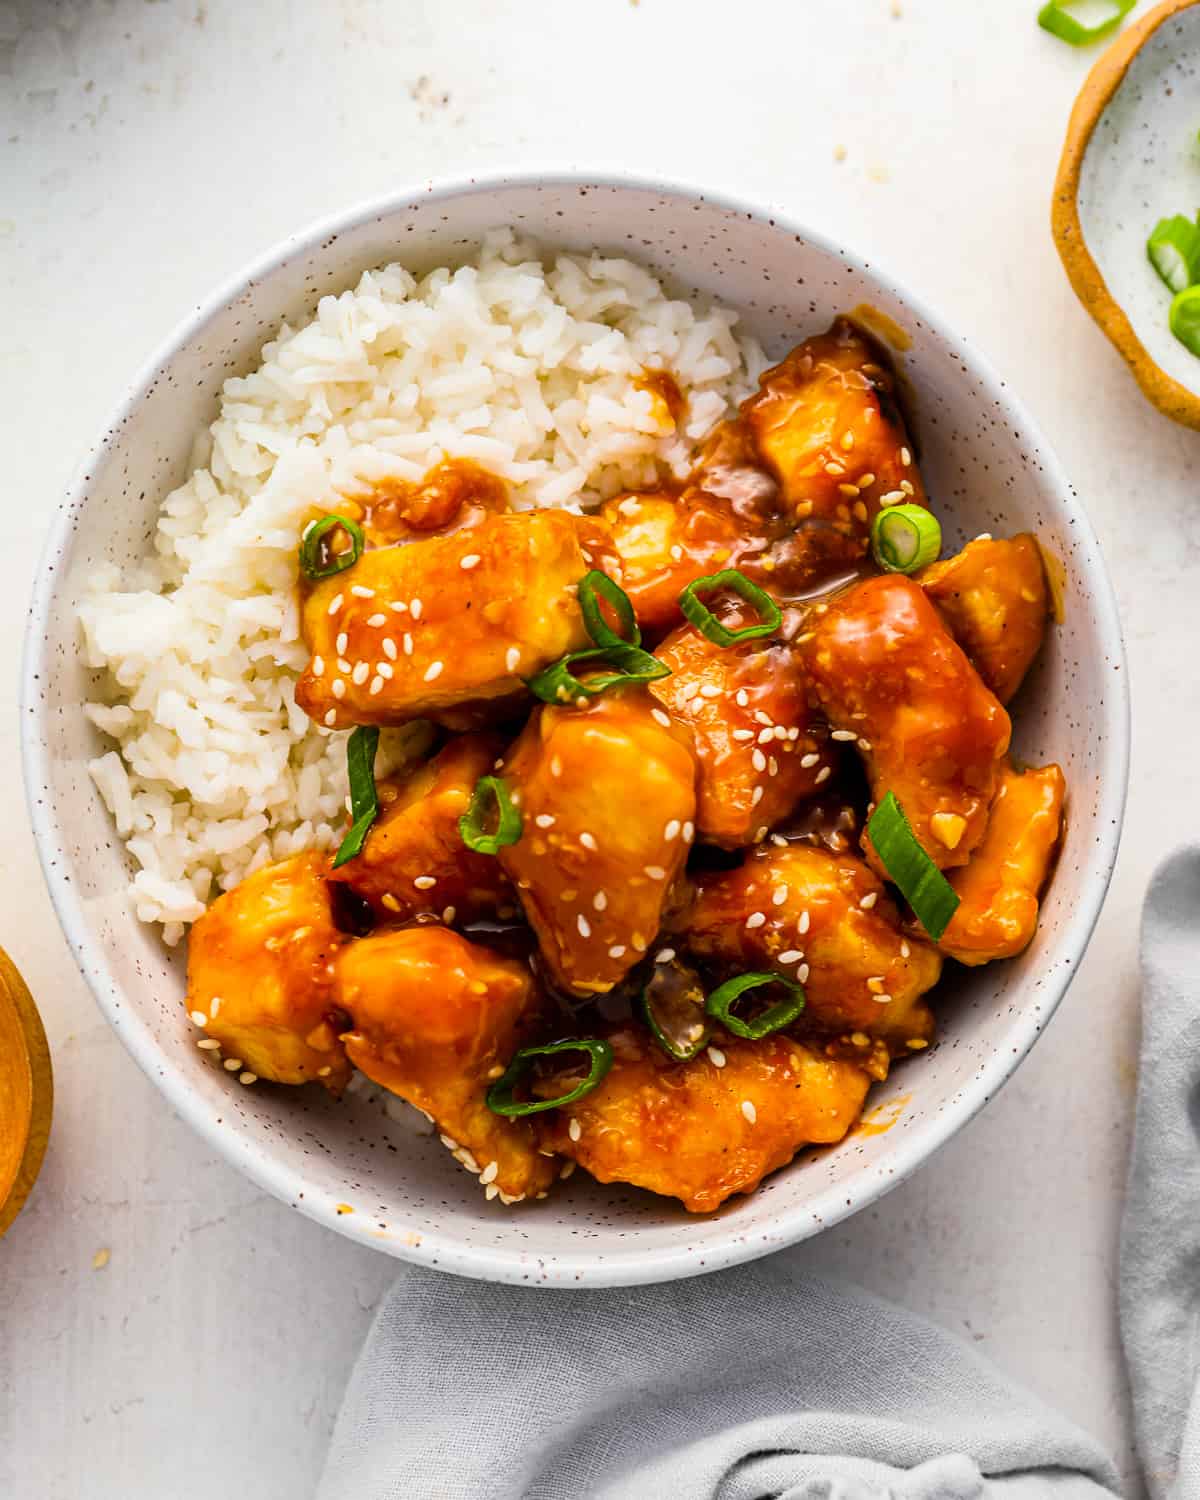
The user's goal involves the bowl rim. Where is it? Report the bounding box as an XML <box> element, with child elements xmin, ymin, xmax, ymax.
<box><xmin>1052</xmin><ymin>0</ymin><xmax>1200</xmax><ymax>431</ymax></box>
<box><xmin>21</xmin><ymin>167</ymin><xmax>1131</xmax><ymax>1286</ymax></box>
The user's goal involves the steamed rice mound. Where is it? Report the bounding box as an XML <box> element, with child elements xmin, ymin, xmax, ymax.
<box><xmin>79</xmin><ymin>231</ymin><xmax>765</xmax><ymax>944</ymax></box>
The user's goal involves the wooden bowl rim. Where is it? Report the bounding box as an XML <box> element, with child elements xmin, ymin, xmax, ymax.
<box><xmin>1051</xmin><ymin>0</ymin><xmax>1200</xmax><ymax>430</ymax></box>
<box><xmin>0</xmin><ymin>948</ymin><xmax>53</xmax><ymax>1238</ymax></box>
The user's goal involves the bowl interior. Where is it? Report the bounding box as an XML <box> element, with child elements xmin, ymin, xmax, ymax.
<box><xmin>1078</xmin><ymin>6</ymin><xmax>1200</xmax><ymax>397</ymax></box>
<box><xmin>25</xmin><ymin>177</ymin><xmax>1127</xmax><ymax>1284</ymax></box>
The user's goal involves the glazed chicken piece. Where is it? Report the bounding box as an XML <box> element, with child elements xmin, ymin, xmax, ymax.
<box><xmin>917</xmin><ymin>534</ymin><xmax>1050</xmax><ymax>704</ymax></box>
<box><xmin>296</xmin><ymin>510</ymin><xmax>618</xmax><ymax>730</ymax></box>
<box><xmin>329</xmin><ymin>733</ymin><xmax>514</xmax><ymax>923</ymax></box>
<box><xmin>683</xmin><ymin>843</ymin><xmax>941</xmax><ymax>1051</ymax></box>
<box><xmin>335</xmin><ymin>926</ymin><xmax>556</xmax><ymax>1203</ymax></box>
<box><xmin>939</xmin><ymin>761</ymin><xmax>1066</xmax><ymax>965</ymax></box>
<box><xmin>650</xmin><ymin>624</ymin><xmax>835</xmax><ymax>848</ymax></box>
<box><xmin>538</xmin><ymin>1025</ymin><xmax>870</xmax><ymax>1213</ymax></box>
<box><xmin>343</xmin><ymin>459</ymin><xmax>510</xmax><ymax>548</ymax></box>
<box><xmin>499</xmin><ymin>687</ymin><xmax>697</xmax><ymax>995</ymax></box>
<box><xmin>802</xmin><ymin>574</ymin><xmax>1011</xmax><ymax>871</ymax></box>
<box><xmin>596</xmin><ymin>489</ymin><xmax>757</xmax><ymax>633</ymax></box>
<box><xmin>742</xmin><ymin>317</ymin><xmax>927</xmax><ymax>561</ymax></box>
<box><xmin>186</xmin><ymin>852</ymin><xmax>350</xmax><ymax>1089</ymax></box>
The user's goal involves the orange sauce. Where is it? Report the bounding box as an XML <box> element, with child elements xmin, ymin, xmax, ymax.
<box><xmin>636</xmin><ymin>368</ymin><xmax>686</xmax><ymax>428</ymax></box>
<box><xmin>851</xmin><ymin>1093</ymin><xmax>911</xmax><ymax>1138</ymax></box>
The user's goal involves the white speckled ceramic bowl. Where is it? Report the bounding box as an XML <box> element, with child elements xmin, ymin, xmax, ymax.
<box><xmin>23</xmin><ymin>172</ymin><xmax>1129</xmax><ymax>1285</ymax></box>
<box><xmin>1054</xmin><ymin>0</ymin><xmax>1200</xmax><ymax>428</ymax></box>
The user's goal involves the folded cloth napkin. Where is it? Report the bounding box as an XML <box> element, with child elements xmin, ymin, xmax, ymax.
<box><xmin>316</xmin><ymin>1260</ymin><xmax>1118</xmax><ymax>1500</ymax></box>
<box><xmin>1120</xmin><ymin>845</ymin><xmax>1200</xmax><ymax>1500</ymax></box>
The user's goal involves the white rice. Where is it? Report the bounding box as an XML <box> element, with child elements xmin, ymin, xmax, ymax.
<box><xmin>79</xmin><ymin>230</ymin><xmax>766</xmax><ymax>944</ymax></box>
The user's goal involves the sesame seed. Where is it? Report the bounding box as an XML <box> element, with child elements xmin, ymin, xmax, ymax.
<box><xmin>858</xmin><ymin>473</ymin><xmax>876</xmax><ymax>489</ymax></box>
<box><xmin>689</xmin><ymin>695</ymin><xmax>706</xmax><ymax>714</ymax></box>
<box><xmin>439</xmin><ymin>1133</ymin><xmax>459</xmax><ymax>1150</ymax></box>
<box><xmin>535</xmin><ymin>814</ymin><xmax>556</xmax><ymax>829</ymax></box>
<box><xmin>757</xmin><ymin>727</ymin><xmax>774</xmax><ymax>745</ymax></box>
<box><xmin>335</xmin><ymin>631</ymin><xmax>348</xmax><ymax>655</ymax></box>
<box><xmin>410</xmin><ymin>599</ymin><xmax>423</xmax><ymax>619</ymax></box>
<box><xmin>867</xmin><ymin>976</ymin><xmax>886</xmax><ymax>992</ymax></box>
<box><xmin>797</xmin><ymin>964</ymin><xmax>810</xmax><ymax>983</ymax></box>
<box><xmin>745</xmin><ymin>911</ymin><xmax>766</xmax><ymax>929</ymax></box>
<box><xmin>197</xmin><ymin>1038</ymin><xmax>221</xmax><ymax>1051</ymax></box>
<box><xmin>670</xmin><ymin>544</ymin><xmax>684</xmax><ymax>561</ymax></box>
<box><xmin>853</xmin><ymin>501</ymin><xmax>869</xmax><ymax>524</ymax></box>
<box><xmin>900</xmin><ymin>940</ymin><xmax>911</xmax><ymax>958</ymax></box>
<box><xmin>656</xmin><ymin>947</ymin><xmax>676</xmax><ymax>964</ymax></box>
<box><xmin>850</xmin><ymin>1031</ymin><xmax>870</xmax><ymax>1047</ymax></box>
<box><xmin>831</xmin><ymin>729</ymin><xmax>857</xmax><ymax>742</ymax></box>
<box><xmin>838</xmin><ymin>482</ymin><xmax>860</xmax><ymax>499</ymax></box>
<box><xmin>741</xmin><ymin>1100</ymin><xmax>757</xmax><ymax>1124</ymax></box>
<box><xmin>608</xmin><ymin>945</ymin><xmax>626</xmax><ymax>959</ymax></box>
<box><xmin>189</xmin><ymin>1010</ymin><xmax>207</xmax><ymax>1028</ymax></box>
<box><xmin>389</xmin><ymin>600</ymin><xmax>408</xmax><ymax>613</ymax></box>
<box><xmin>331</xmin><ymin>679</ymin><xmax>346</xmax><ymax>699</ymax></box>
<box><xmin>857</xmin><ymin>738</ymin><xmax>872</xmax><ymax>751</ymax></box>
<box><xmin>327</xmin><ymin>594</ymin><xmax>344</xmax><ymax>616</ymax></box>
<box><xmin>311</xmin><ymin>655</ymin><xmax>325</xmax><ymax>678</ymax></box>
<box><xmin>860</xmin><ymin>892</ymin><xmax>878</xmax><ymax>910</ymax></box>
<box><xmin>825</xmin><ymin>461</ymin><xmax>846</xmax><ymax>477</ymax></box>
<box><xmin>800</xmin><ymin>752</ymin><xmax>820</xmax><ymax>768</ymax></box>
<box><xmin>733</xmin><ymin>729</ymin><xmax>755</xmax><ymax>742</ymax></box>
<box><xmin>901</xmin><ymin>447</ymin><xmax>912</xmax><ymax>466</ymax></box>
<box><xmin>772</xmin><ymin>885</ymin><xmax>789</xmax><ymax>906</ymax></box>
<box><xmin>751</xmin><ymin>786</ymin><xmax>764</xmax><ymax>806</ymax></box>
<box><xmin>403</xmin><ymin>633</ymin><xmax>413</xmax><ymax>655</ymax></box>
<box><xmin>577</xmin><ymin>913</ymin><xmax>591</xmax><ymax>938</ymax></box>
<box><xmin>324</xmin><ymin>709</ymin><xmax>337</xmax><ymax>726</ymax></box>
<box><xmin>366</xmin><ymin>613</ymin><xmax>387</xmax><ymax>628</ymax></box>
<box><xmin>381</xmin><ymin>893</ymin><xmax>401</xmax><ymax>912</ymax></box>
<box><xmin>479</xmin><ymin>1161</ymin><xmax>499</xmax><ymax>1184</ymax></box>
<box><xmin>350</xmin><ymin>585</ymin><xmax>375</xmax><ymax>599</ymax></box>
<box><xmin>753</xmin><ymin>710</ymin><xmax>772</xmax><ymax>726</ymax></box>
<box><xmin>460</xmin><ymin>554</ymin><xmax>482</xmax><ymax>570</ymax></box>
<box><xmin>352</xmin><ymin>661</ymin><xmax>370</xmax><ymax>686</ymax></box>
<box><xmin>239</xmin><ymin>1072</ymin><xmax>257</xmax><ymax>1085</ymax></box>
<box><xmin>593</xmin><ymin>891</ymin><xmax>608</xmax><ymax>912</ymax></box>
<box><xmin>568</xmin><ymin>1117</ymin><xmax>582</xmax><ymax>1142</ymax></box>
<box><xmin>752</xmin><ymin>748</ymin><xmax>767</xmax><ymax>772</ymax></box>
<box><xmin>735</xmin><ymin>690</ymin><xmax>750</xmax><ymax>708</ymax></box>
<box><xmin>778</xmin><ymin>949</ymin><xmax>804</xmax><ymax>964</ymax></box>
<box><xmin>799</xmin><ymin>911</ymin><xmax>811</xmax><ymax>934</ymax></box>
<box><xmin>223</xmin><ymin>1058</ymin><xmax>242</xmax><ymax>1071</ymax></box>
<box><xmin>771</xmin><ymin>833</ymin><xmax>789</xmax><ymax>847</ymax></box>
<box><xmin>423</xmin><ymin>660</ymin><xmax>444</xmax><ymax>682</ymax></box>
<box><xmin>650</xmin><ymin>708</ymin><xmax>671</xmax><ymax>728</ymax></box>
<box><xmin>874</xmin><ymin>993</ymin><xmax>893</xmax><ymax>1005</ymax></box>
<box><xmin>550</xmin><ymin>756</ymin><xmax>563</xmax><ymax>778</ymax></box>
<box><xmin>619</xmin><ymin>496</ymin><xmax>641</xmax><ymax>516</ymax></box>
<box><xmin>560</xmin><ymin>1160</ymin><xmax>577</xmax><ymax>1180</ymax></box>
<box><xmin>700</xmin><ymin>684</ymin><xmax>721</xmax><ymax>698</ymax></box>
<box><xmin>369</xmin><ymin>676</ymin><xmax>383</xmax><ymax>695</ymax></box>
<box><xmin>664</xmin><ymin>819</ymin><xmax>681</xmax><ymax>841</ymax></box>
<box><xmin>441</xmin><ymin>906</ymin><xmax>457</xmax><ymax>925</ymax></box>
<box><xmin>376</xmin><ymin>662</ymin><xmax>394</xmax><ymax>679</ymax></box>
<box><xmin>337</xmin><ymin>659</ymin><xmax>351</xmax><ymax>674</ymax></box>
<box><xmin>485</xmin><ymin>1184</ymin><xmax>500</xmax><ymax>1201</ymax></box>
<box><xmin>414</xmin><ymin>876</ymin><xmax>437</xmax><ymax>890</ymax></box>
<box><xmin>580</xmin><ymin>831</ymin><xmax>597</xmax><ymax>851</ymax></box>
<box><xmin>707</xmin><ymin>1046</ymin><xmax>727</xmax><ymax>1068</ymax></box>
<box><xmin>644</xmin><ymin>865</ymin><xmax>666</xmax><ymax>880</ymax></box>
<box><xmin>815</xmin><ymin>766</ymin><xmax>832</xmax><ymax>784</ymax></box>
<box><xmin>768</xmin><ymin>758</ymin><xmax>778</xmax><ymax>777</ymax></box>
<box><xmin>841</xmin><ymin>430</ymin><xmax>855</xmax><ymax>451</ymax></box>
<box><xmin>907</xmin><ymin>1038</ymin><xmax>928</xmax><ymax>1050</ymax></box>
<box><xmin>880</xmin><ymin>490</ymin><xmax>906</xmax><ymax>506</ymax></box>
<box><xmin>682</xmin><ymin>822</ymin><xmax>694</xmax><ymax>842</ymax></box>
<box><xmin>505</xmin><ymin>646</ymin><xmax>521</xmax><ymax>672</ymax></box>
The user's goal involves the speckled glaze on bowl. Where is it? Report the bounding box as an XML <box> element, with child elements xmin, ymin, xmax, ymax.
<box><xmin>1053</xmin><ymin>0</ymin><xmax>1200</xmax><ymax>428</ymax></box>
<box><xmin>22</xmin><ymin>172</ymin><xmax>1129</xmax><ymax>1286</ymax></box>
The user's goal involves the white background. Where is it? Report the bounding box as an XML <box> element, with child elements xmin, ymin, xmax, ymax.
<box><xmin>3</xmin><ymin>1</ymin><xmax>1196</xmax><ymax>1495</ymax></box>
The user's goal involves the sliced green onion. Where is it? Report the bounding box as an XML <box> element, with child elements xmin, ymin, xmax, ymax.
<box><xmin>579</xmin><ymin>570</ymin><xmax>640</xmax><ymax>650</ymax></box>
<box><xmin>459</xmin><ymin>775</ymin><xmax>522</xmax><ymax>856</ymax></box>
<box><xmin>300</xmin><ymin>513</ymin><xmax>365</xmax><ymax>580</ymax></box>
<box><xmin>485</xmin><ymin>1038</ymin><xmax>613</xmax><ymax>1117</ymax></box>
<box><xmin>1147</xmin><ymin>216</ymin><xmax>1200</xmax><ymax>294</ymax></box>
<box><xmin>871</xmin><ymin>504</ymin><xmax>942</xmax><ymax>574</ymax></box>
<box><xmin>331</xmin><ymin>726</ymin><xmax>380</xmax><ymax>869</ymax></box>
<box><xmin>704</xmin><ymin>972</ymin><xmax>806</xmax><ymax>1040</ymax></box>
<box><xmin>640</xmin><ymin>962</ymin><xmax>710</xmax><ymax>1062</ymax></box>
<box><xmin>1036</xmin><ymin>0</ymin><xmax>1134</xmax><ymax>45</ymax></box>
<box><xmin>866</xmin><ymin>791</ymin><xmax>961</xmax><ymax>941</ymax></box>
<box><xmin>1169</xmin><ymin>285</ymin><xmax>1200</xmax><ymax>358</ymax></box>
<box><xmin>677</xmin><ymin>569</ymin><xmax>782</xmax><ymax>647</ymax></box>
<box><xmin>527</xmin><ymin>644</ymin><xmax>670</xmax><ymax>704</ymax></box>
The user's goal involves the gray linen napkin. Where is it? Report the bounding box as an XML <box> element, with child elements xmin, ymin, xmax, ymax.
<box><xmin>1120</xmin><ymin>845</ymin><xmax>1200</xmax><ymax>1499</ymax></box>
<box><xmin>316</xmin><ymin>1259</ymin><xmax>1118</xmax><ymax>1499</ymax></box>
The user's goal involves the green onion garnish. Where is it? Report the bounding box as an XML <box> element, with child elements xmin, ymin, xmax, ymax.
<box><xmin>866</xmin><ymin>791</ymin><xmax>961</xmax><ymax>941</ymax></box>
<box><xmin>1147</xmin><ymin>216</ymin><xmax>1200</xmax><ymax>295</ymax></box>
<box><xmin>870</xmin><ymin>504</ymin><xmax>942</xmax><ymax>574</ymax></box>
<box><xmin>639</xmin><ymin>962</ymin><xmax>710</xmax><ymax>1062</ymax></box>
<box><xmin>704</xmin><ymin>972</ymin><xmax>806</xmax><ymax>1040</ymax></box>
<box><xmin>677</xmin><ymin>569</ymin><xmax>781</xmax><ymax>647</ymax></box>
<box><xmin>485</xmin><ymin>1038</ymin><xmax>613</xmax><ymax>1118</ymax></box>
<box><xmin>458</xmin><ymin>775</ymin><xmax>522</xmax><ymax>856</ymax></box>
<box><xmin>527</xmin><ymin>644</ymin><xmax>670</xmax><ymax>704</ymax></box>
<box><xmin>1036</xmin><ymin>0</ymin><xmax>1134</xmax><ymax>45</ymax></box>
<box><xmin>1170</xmin><ymin>285</ymin><xmax>1200</xmax><ymax>358</ymax></box>
<box><xmin>331</xmin><ymin>726</ymin><xmax>380</xmax><ymax>869</ymax></box>
<box><xmin>579</xmin><ymin>570</ymin><xmax>640</xmax><ymax>650</ymax></box>
<box><xmin>299</xmin><ymin>513</ymin><xmax>365</xmax><ymax>580</ymax></box>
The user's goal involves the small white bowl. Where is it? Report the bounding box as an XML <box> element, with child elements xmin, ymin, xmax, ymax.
<box><xmin>22</xmin><ymin>172</ymin><xmax>1129</xmax><ymax>1286</ymax></box>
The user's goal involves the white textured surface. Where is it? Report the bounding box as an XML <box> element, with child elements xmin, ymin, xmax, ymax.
<box><xmin>1</xmin><ymin>1</ymin><xmax>1194</xmax><ymax>1496</ymax></box>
